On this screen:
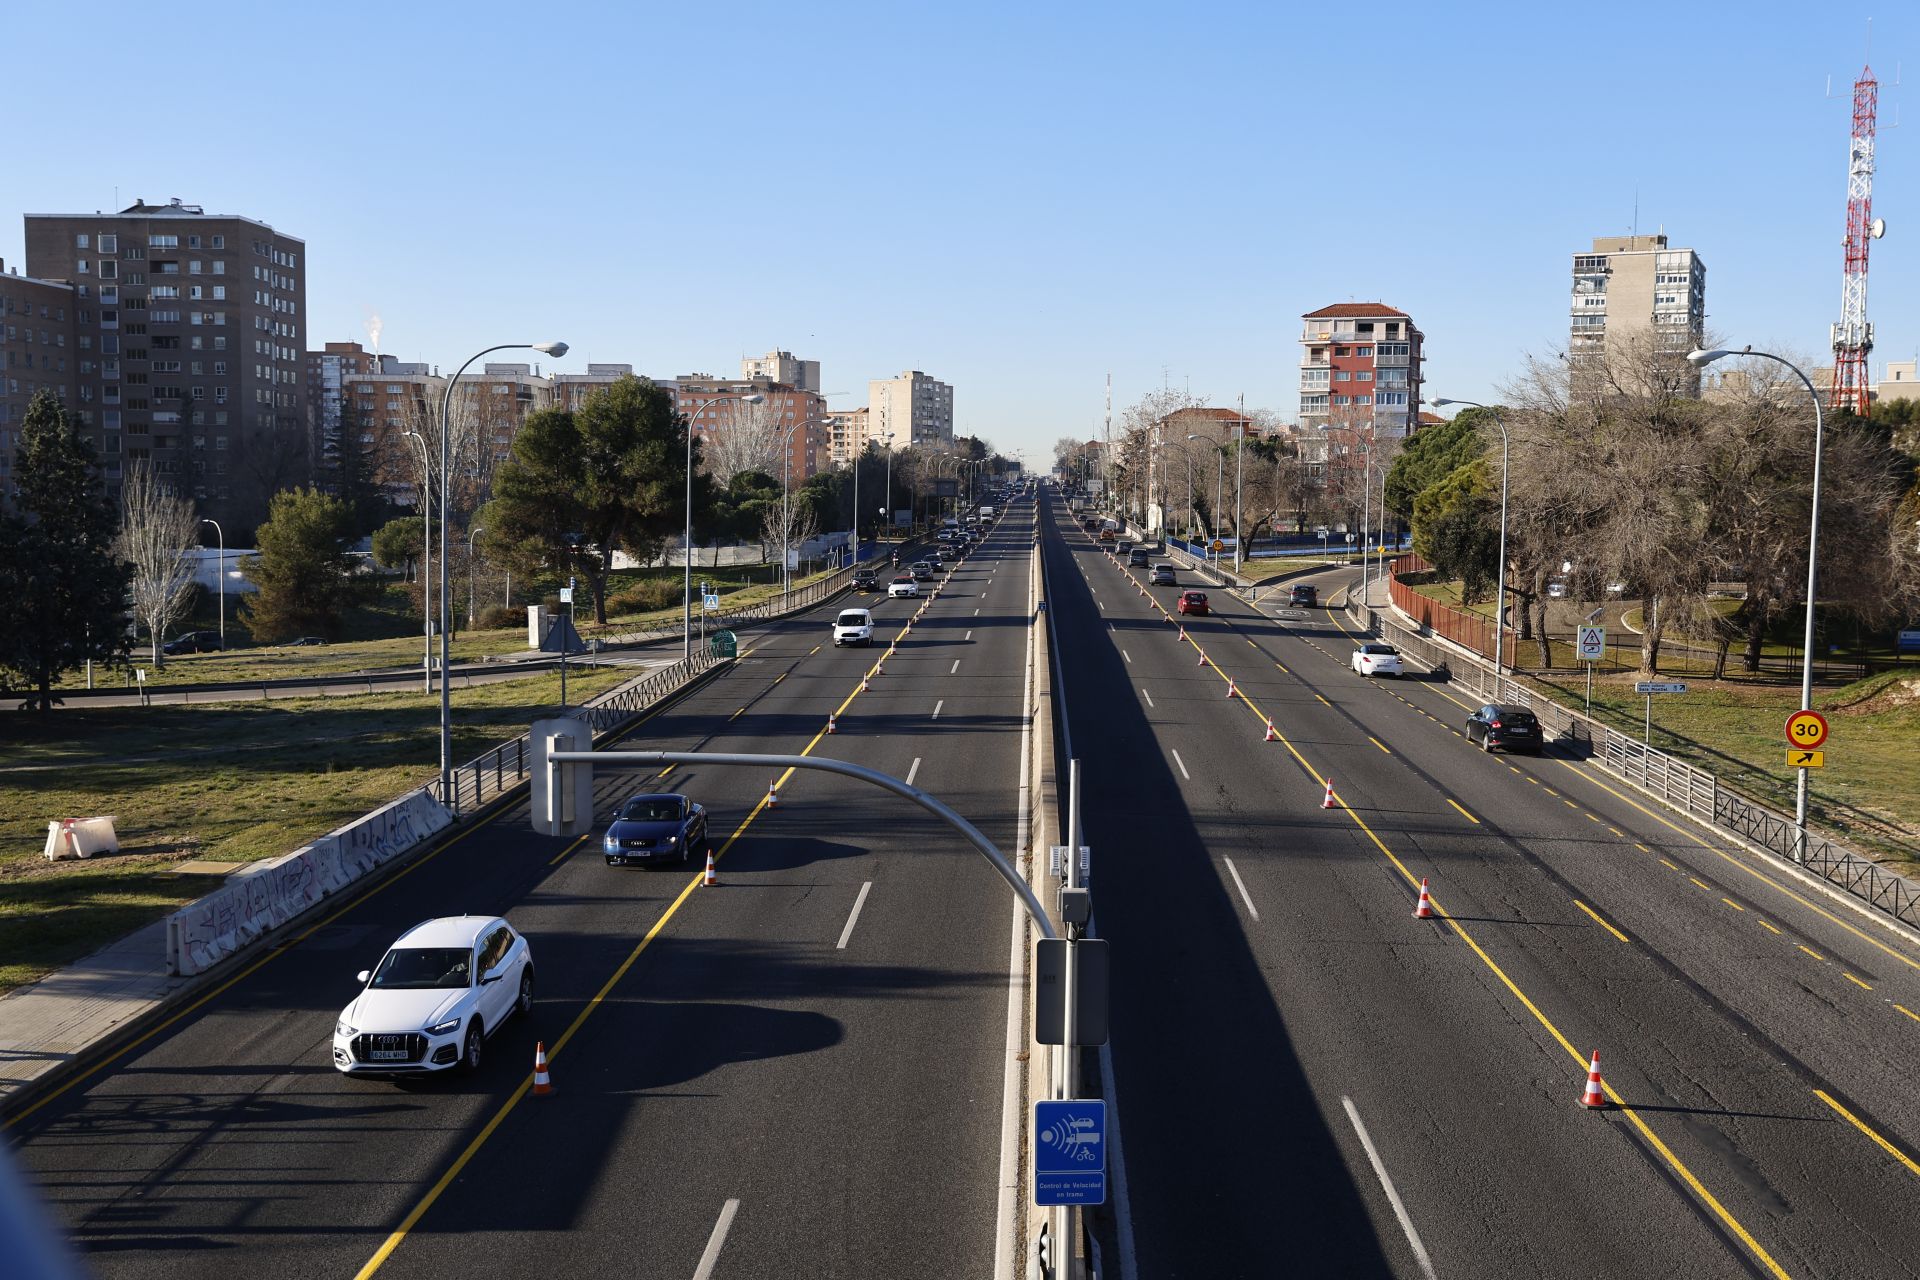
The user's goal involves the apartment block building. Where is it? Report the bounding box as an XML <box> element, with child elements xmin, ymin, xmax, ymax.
<box><xmin>343</xmin><ymin>356</ymin><xmax>444</xmax><ymax>499</ymax></box>
<box><xmin>869</xmin><ymin>370</ymin><xmax>952</xmax><ymax>449</ymax></box>
<box><xmin>741</xmin><ymin>349</ymin><xmax>820</xmax><ymax>393</ymax></box>
<box><xmin>22</xmin><ymin>199</ymin><xmax>306</xmax><ymax>526</ymax></box>
<box><xmin>1569</xmin><ymin>233</ymin><xmax>1705</xmax><ymax>388</ymax></box>
<box><xmin>552</xmin><ymin>362</ymin><xmax>640</xmax><ymax>411</ymax></box>
<box><xmin>1877</xmin><ymin>359</ymin><xmax>1918</xmax><ymax>404</ymax></box>
<box><xmin>674</xmin><ymin>373</ymin><xmax>827</xmax><ymax>481</ymax></box>
<box><xmin>0</xmin><ymin>261</ymin><xmax>79</xmax><ymax>503</ymax></box>
<box><xmin>1297</xmin><ymin>303</ymin><xmax>1424</xmax><ymax>436</ymax></box>
<box><xmin>827</xmin><ymin>406</ymin><xmax>871</xmax><ymax>466</ymax></box>
<box><xmin>306</xmin><ymin>340</ymin><xmax>378</xmax><ymax>470</ymax></box>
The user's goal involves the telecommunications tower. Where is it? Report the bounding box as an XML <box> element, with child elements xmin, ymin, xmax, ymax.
<box><xmin>1830</xmin><ymin>64</ymin><xmax>1885</xmax><ymax>415</ymax></box>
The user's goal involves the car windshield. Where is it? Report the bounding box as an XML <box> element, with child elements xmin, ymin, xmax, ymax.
<box><xmin>619</xmin><ymin>798</ymin><xmax>682</xmax><ymax>822</ymax></box>
<box><xmin>370</xmin><ymin>947</ymin><xmax>472</xmax><ymax>990</ymax></box>
<box><xmin>837</xmin><ymin>612</ymin><xmax>869</xmax><ymax>626</ymax></box>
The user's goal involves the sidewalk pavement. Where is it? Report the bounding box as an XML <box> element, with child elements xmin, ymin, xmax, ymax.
<box><xmin>0</xmin><ymin>916</ymin><xmax>189</xmax><ymax>1114</ymax></box>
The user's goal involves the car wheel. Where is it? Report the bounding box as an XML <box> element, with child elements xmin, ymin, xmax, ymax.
<box><xmin>459</xmin><ymin>1021</ymin><xmax>483</xmax><ymax>1075</ymax></box>
<box><xmin>516</xmin><ymin>970</ymin><xmax>534</xmax><ymax>1019</ymax></box>
<box><xmin>1481</xmin><ymin>734</ymin><xmax>1494</xmax><ymax>753</ymax></box>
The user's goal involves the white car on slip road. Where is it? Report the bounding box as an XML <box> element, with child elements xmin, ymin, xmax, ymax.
<box><xmin>834</xmin><ymin>608</ymin><xmax>875</xmax><ymax>646</ymax></box>
<box><xmin>1351</xmin><ymin>643</ymin><xmax>1404</xmax><ymax>678</ymax></box>
<box><xmin>333</xmin><ymin>915</ymin><xmax>533</xmax><ymax>1077</ymax></box>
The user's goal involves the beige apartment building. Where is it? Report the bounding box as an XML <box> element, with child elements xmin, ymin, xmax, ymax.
<box><xmin>869</xmin><ymin>370</ymin><xmax>952</xmax><ymax>449</ymax></box>
<box><xmin>23</xmin><ymin>199</ymin><xmax>307</xmax><ymax>526</ymax></box>
<box><xmin>827</xmin><ymin>406</ymin><xmax>872</xmax><ymax>466</ymax></box>
<box><xmin>742</xmin><ymin>349</ymin><xmax>820</xmax><ymax>393</ymax></box>
<box><xmin>1877</xmin><ymin>359</ymin><xmax>1919</xmax><ymax>404</ymax></box>
<box><xmin>0</xmin><ymin>261</ymin><xmax>79</xmax><ymax>504</ymax></box>
<box><xmin>1569</xmin><ymin>233</ymin><xmax>1705</xmax><ymax>391</ymax></box>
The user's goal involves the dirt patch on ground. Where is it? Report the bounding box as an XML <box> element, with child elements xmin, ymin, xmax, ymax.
<box><xmin>1830</xmin><ymin>675</ymin><xmax>1920</xmax><ymax>717</ymax></box>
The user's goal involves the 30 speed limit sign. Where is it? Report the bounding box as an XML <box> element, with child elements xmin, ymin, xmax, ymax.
<box><xmin>1785</xmin><ymin>710</ymin><xmax>1829</xmax><ymax>749</ymax></box>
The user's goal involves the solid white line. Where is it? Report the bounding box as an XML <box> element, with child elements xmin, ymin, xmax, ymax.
<box><xmin>932</xmin><ymin>699</ymin><xmax>945</xmax><ymax>719</ymax></box>
<box><xmin>692</xmin><ymin>1198</ymin><xmax>741</xmax><ymax>1280</ymax></box>
<box><xmin>1141</xmin><ymin>688</ymin><xmax>1154</xmax><ymax>708</ymax></box>
<box><xmin>905</xmin><ymin>756</ymin><xmax>921</xmax><ymax>787</ymax></box>
<box><xmin>836</xmin><ymin>881</ymin><xmax>873</xmax><ymax>950</ymax></box>
<box><xmin>1224</xmin><ymin>857</ymin><xmax>1260</xmax><ymax>921</ymax></box>
<box><xmin>1171</xmin><ymin>748</ymin><xmax>1191</xmax><ymax>780</ymax></box>
<box><xmin>1341</xmin><ymin>1096</ymin><xmax>1438</xmax><ymax>1280</ymax></box>
<box><xmin>950</xmin><ymin>659</ymin><xmax>961</xmax><ymax>674</ymax></box>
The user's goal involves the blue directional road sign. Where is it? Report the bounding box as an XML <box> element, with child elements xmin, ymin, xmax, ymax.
<box><xmin>1034</xmin><ymin>1099</ymin><xmax>1107</xmax><ymax>1206</ymax></box>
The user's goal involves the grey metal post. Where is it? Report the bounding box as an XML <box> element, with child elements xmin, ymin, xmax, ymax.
<box><xmin>1234</xmin><ymin>403</ymin><xmax>1245</xmax><ymax>574</ymax></box>
<box><xmin>200</xmin><ymin>518</ymin><xmax>224</xmax><ymax>650</ymax></box>
<box><xmin>467</xmin><ymin>525</ymin><xmax>483</xmax><ymax>630</ymax></box>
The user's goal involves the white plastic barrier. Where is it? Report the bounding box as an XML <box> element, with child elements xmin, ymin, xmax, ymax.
<box><xmin>167</xmin><ymin>789</ymin><xmax>452</xmax><ymax>976</ymax></box>
<box><xmin>42</xmin><ymin>816</ymin><xmax>119</xmax><ymax>861</ymax></box>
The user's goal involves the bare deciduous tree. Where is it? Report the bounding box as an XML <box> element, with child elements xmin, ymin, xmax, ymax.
<box><xmin>117</xmin><ymin>460</ymin><xmax>202</xmax><ymax>667</ymax></box>
<box><xmin>706</xmin><ymin>398</ymin><xmax>790</xmax><ymax>486</ymax></box>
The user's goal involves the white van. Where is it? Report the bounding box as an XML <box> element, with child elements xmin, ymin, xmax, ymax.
<box><xmin>834</xmin><ymin>608</ymin><xmax>875</xmax><ymax>647</ymax></box>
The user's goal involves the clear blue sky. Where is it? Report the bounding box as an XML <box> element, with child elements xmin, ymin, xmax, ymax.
<box><xmin>4</xmin><ymin>1</ymin><xmax>1911</xmax><ymax>461</ymax></box>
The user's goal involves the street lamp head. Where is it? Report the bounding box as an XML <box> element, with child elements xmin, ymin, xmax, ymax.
<box><xmin>1686</xmin><ymin>348</ymin><xmax>1730</xmax><ymax>369</ymax></box>
<box><xmin>1427</xmin><ymin>398</ymin><xmax>1457</xmax><ymax>408</ymax></box>
<box><xmin>740</xmin><ymin>393</ymin><xmax>765</xmax><ymax>405</ymax></box>
<box><xmin>533</xmin><ymin>341</ymin><xmax>569</xmax><ymax>358</ymax></box>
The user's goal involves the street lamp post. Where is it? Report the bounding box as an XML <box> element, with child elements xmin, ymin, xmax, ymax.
<box><xmin>1185</xmin><ymin>434</ymin><xmax>1199</xmax><ymax>544</ymax></box>
<box><xmin>437</xmin><ymin>341</ymin><xmax>568</xmax><ymax>807</ymax></box>
<box><xmin>1234</xmin><ymin>399</ymin><xmax>1247</xmax><ymax>575</ymax></box>
<box><xmin>402</xmin><ymin>429</ymin><xmax>432</xmax><ymax>694</ymax></box>
<box><xmin>199</xmin><ymin>518</ymin><xmax>225</xmax><ymax>650</ymax></box>
<box><xmin>882</xmin><ymin>432</ymin><xmax>897</xmax><ymax>547</ymax></box>
<box><xmin>467</xmin><ymin>525</ymin><xmax>484</xmax><ymax>630</ymax></box>
<box><xmin>1689</xmin><ymin>346</ymin><xmax>1826</xmax><ymax>861</ymax></box>
<box><xmin>682</xmin><ymin>394</ymin><xmax>761</xmax><ymax>659</ymax></box>
<box><xmin>1430</xmin><ymin>399</ymin><xmax>1510</xmax><ymax>683</ymax></box>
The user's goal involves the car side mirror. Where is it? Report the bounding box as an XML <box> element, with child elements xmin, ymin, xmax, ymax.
<box><xmin>480</xmin><ymin>972</ymin><xmax>503</xmax><ymax>985</ymax></box>
<box><xmin>356</xmin><ymin>969</ymin><xmax>371</xmax><ymax>984</ymax></box>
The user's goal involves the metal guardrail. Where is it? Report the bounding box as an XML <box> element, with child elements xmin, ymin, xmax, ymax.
<box><xmin>1345</xmin><ymin>588</ymin><xmax>1920</xmax><ymax>932</ymax></box>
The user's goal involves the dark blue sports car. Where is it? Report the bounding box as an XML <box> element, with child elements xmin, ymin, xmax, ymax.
<box><xmin>602</xmin><ymin>793</ymin><xmax>708</xmax><ymax>866</ymax></box>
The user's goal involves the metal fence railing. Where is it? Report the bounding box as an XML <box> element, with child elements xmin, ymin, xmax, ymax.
<box><xmin>1346</xmin><ymin>578</ymin><xmax>1920</xmax><ymax>933</ymax></box>
<box><xmin>437</xmin><ymin>647</ymin><xmax>726</xmax><ymax>814</ymax></box>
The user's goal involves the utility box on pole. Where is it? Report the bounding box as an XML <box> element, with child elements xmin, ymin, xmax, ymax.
<box><xmin>530</xmin><ymin>717</ymin><xmax>593</xmax><ymax>836</ymax></box>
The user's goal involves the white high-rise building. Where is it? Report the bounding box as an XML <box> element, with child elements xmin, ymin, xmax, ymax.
<box><xmin>742</xmin><ymin>349</ymin><xmax>820</xmax><ymax>393</ymax></box>
<box><xmin>868</xmin><ymin>370</ymin><xmax>952</xmax><ymax>449</ymax></box>
<box><xmin>1569</xmin><ymin>234</ymin><xmax>1705</xmax><ymax>388</ymax></box>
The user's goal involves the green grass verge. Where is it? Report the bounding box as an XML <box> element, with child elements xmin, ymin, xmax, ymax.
<box><xmin>0</xmin><ymin>667</ymin><xmax>631</xmax><ymax>994</ymax></box>
<box><xmin>1531</xmin><ymin>668</ymin><xmax>1920</xmax><ymax>866</ymax></box>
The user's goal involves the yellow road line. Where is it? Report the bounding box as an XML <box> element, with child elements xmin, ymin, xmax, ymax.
<box><xmin>1721</xmin><ymin>898</ymin><xmax>1745</xmax><ymax>913</ymax></box>
<box><xmin>1446</xmin><ymin>798</ymin><xmax>1480</xmax><ymax>825</ymax></box>
<box><xmin>1573</xmin><ymin>899</ymin><xmax>1631</xmax><ymax>943</ymax></box>
<box><xmin>1315</xmin><ymin>693</ymin><xmax>1331</xmax><ymax>706</ymax></box>
<box><xmin>1688</xmin><ymin>877</ymin><xmax>1712</xmax><ymax>892</ymax></box>
<box><xmin>1894</xmin><ymin>1003</ymin><xmax>1920</xmax><ymax>1025</ymax></box>
<box><xmin>1585</xmin><ymin>812</ymin><xmax>1602</xmax><ymax>823</ymax></box>
<box><xmin>657</xmin><ymin>764</ymin><xmax>676</xmax><ymax>778</ymax></box>
<box><xmin>1799</xmin><ymin>944</ymin><xmax>1826</xmax><ymax>962</ymax></box>
<box><xmin>1814</xmin><ymin>1089</ymin><xmax>1920</xmax><ymax>1180</ymax></box>
<box><xmin>1367</xmin><ymin>736</ymin><xmax>1392</xmax><ymax>755</ymax></box>
<box><xmin>772</xmin><ymin>672</ymin><xmax>786</xmax><ymax>684</ymax></box>
<box><xmin>1634</xmin><ymin>842</ymin><xmax>1651</xmax><ymax>852</ymax></box>
<box><xmin>1508</xmin><ymin>765</ymin><xmax>1522</xmax><ymax>774</ymax></box>
<box><xmin>1659</xmin><ymin>858</ymin><xmax>1680</xmax><ymax>871</ymax></box>
<box><xmin>1608</xmin><ymin>827</ymin><xmax>1624</xmax><ymax>837</ymax></box>
<box><xmin>1758</xmin><ymin>920</ymin><xmax>1784</xmax><ymax>936</ymax></box>
<box><xmin>548</xmin><ymin>833</ymin><xmax>590</xmax><ymax>866</ymax></box>
<box><xmin>1202</xmin><ymin>660</ymin><xmax>1789</xmax><ymax>1278</ymax></box>
<box><xmin>729</xmin><ymin>707</ymin><xmax>745</xmax><ymax>720</ymax></box>
<box><xmin>1556</xmin><ymin>759</ymin><xmax>1920</xmax><ymax>975</ymax></box>
<box><xmin>1544</xmin><ymin>788</ymin><xmax>1559</xmax><ymax>797</ymax></box>
<box><xmin>1844</xmin><ymin>972</ymin><xmax>1874</xmax><ymax>991</ymax></box>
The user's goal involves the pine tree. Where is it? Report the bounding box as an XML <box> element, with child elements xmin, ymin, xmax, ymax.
<box><xmin>240</xmin><ymin>487</ymin><xmax>366</xmax><ymax>642</ymax></box>
<box><xmin>0</xmin><ymin>391</ymin><xmax>132</xmax><ymax>710</ymax></box>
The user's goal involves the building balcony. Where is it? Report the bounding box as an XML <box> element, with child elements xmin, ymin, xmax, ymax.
<box><xmin>1298</xmin><ymin>360</ymin><xmax>1330</xmax><ymax>371</ymax></box>
<box><xmin>1374</xmin><ymin>354</ymin><xmax>1410</xmax><ymax>368</ymax></box>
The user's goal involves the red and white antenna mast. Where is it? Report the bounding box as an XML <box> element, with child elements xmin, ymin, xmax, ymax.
<box><xmin>1830</xmin><ymin>64</ymin><xmax>1885</xmax><ymax>415</ymax></box>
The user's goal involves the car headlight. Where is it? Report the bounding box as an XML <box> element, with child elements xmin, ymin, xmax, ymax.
<box><xmin>604</xmin><ymin>834</ymin><xmax>619</xmax><ymax>850</ymax></box>
<box><xmin>665</xmin><ymin>835</ymin><xmax>678</xmax><ymax>845</ymax></box>
<box><xmin>427</xmin><ymin>1017</ymin><xmax>462</xmax><ymax>1036</ymax></box>
<box><xmin>336</xmin><ymin>1020</ymin><xmax>356</xmax><ymax>1038</ymax></box>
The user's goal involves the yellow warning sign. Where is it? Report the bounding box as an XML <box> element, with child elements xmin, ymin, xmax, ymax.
<box><xmin>1786</xmin><ymin>749</ymin><xmax>1825</xmax><ymax>769</ymax></box>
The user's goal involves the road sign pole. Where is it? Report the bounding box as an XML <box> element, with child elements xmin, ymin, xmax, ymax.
<box><xmin>1644</xmin><ymin>692</ymin><xmax>1652</xmax><ymax>747</ymax></box>
<box><xmin>1585</xmin><ymin>662</ymin><xmax>1594</xmax><ymax>719</ymax></box>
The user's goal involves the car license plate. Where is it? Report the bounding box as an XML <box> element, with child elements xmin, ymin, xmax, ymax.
<box><xmin>370</xmin><ymin>1049</ymin><xmax>407</xmax><ymax>1061</ymax></box>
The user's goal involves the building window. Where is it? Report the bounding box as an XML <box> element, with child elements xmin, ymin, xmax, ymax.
<box><xmin>75</xmin><ymin>234</ymin><xmax>90</xmax><ymax>249</ymax></box>
<box><xmin>99</xmin><ymin>235</ymin><xmax>117</xmax><ymax>252</ymax></box>
<box><xmin>211</xmin><ymin>236</ymin><xmax>224</xmax><ymax>249</ymax></box>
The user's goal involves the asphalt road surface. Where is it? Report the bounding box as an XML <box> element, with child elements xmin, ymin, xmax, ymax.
<box><xmin>7</xmin><ymin>503</ymin><xmax>1039</xmax><ymax>1279</ymax></box>
<box><xmin>1042</xmin><ymin>490</ymin><xmax>1920</xmax><ymax>1279</ymax></box>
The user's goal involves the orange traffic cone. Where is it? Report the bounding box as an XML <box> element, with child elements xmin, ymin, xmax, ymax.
<box><xmin>861</xmin><ymin>675</ymin><xmax>870</xmax><ymax>691</ymax></box>
<box><xmin>532</xmin><ymin>1042</ymin><xmax>553</xmax><ymax>1096</ymax></box>
<box><xmin>1413</xmin><ymin>878</ymin><xmax>1434</xmax><ymax>919</ymax></box>
<box><xmin>704</xmin><ymin>850</ymin><xmax>719</xmax><ymax>887</ymax></box>
<box><xmin>826</xmin><ymin>712</ymin><xmax>837</xmax><ymax>735</ymax></box>
<box><xmin>1178</xmin><ymin>625</ymin><xmax>1187</xmax><ymax>641</ymax></box>
<box><xmin>1321</xmin><ymin>777</ymin><xmax>1336</xmax><ymax>809</ymax></box>
<box><xmin>1581</xmin><ymin>1050</ymin><xmax>1606</xmax><ymax>1109</ymax></box>
<box><xmin>1226</xmin><ymin>677</ymin><xmax>1237</xmax><ymax>699</ymax></box>
<box><xmin>766</xmin><ymin>779</ymin><xmax>779</xmax><ymax>808</ymax></box>
<box><xmin>1264</xmin><ymin>719</ymin><xmax>1279</xmax><ymax>742</ymax></box>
